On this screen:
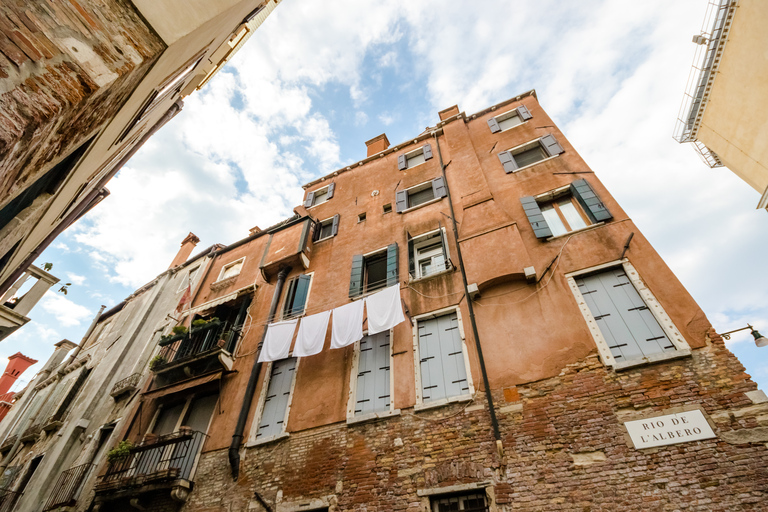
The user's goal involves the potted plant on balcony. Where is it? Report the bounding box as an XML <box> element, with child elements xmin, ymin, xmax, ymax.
<box><xmin>149</xmin><ymin>354</ymin><xmax>167</xmax><ymax>371</ymax></box>
<box><xmin>107</xmin><ymin>440</ymin><xmax>134</xmax><ymax>464</ymax></box>
<box><xmin>191</xmin><ymin>317</ymin><xmax>221</xmax><ymax>333</ymax></box>
<box><xmin>159</xmin><ymin>325</ymin><xmax>188</xmax><ymax>347</ymax></box>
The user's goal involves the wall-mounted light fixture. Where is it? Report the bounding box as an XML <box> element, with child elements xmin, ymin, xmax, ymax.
<box><xmin>719</xmin><ymin>325</ymin><xmax>768</xmax><ymax>348</ymax></box>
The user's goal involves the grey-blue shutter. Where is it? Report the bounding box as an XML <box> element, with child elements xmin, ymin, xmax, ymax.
<box><xmin>539</xmin><ymin>134</ymin><xmax>564</xmax><ymax>157</ymax></box>
<box><xmin>516</xmin><ymin>105</ymin><xmax>532</xmax><ymax>120</ymax></box>
<box><xmin>520</xmin><ymin>196</ymin><xmax>553</xmax><ymax>239</ymax></box>
<box><xmin>419</xmin><ymin>312</ymin><xmax>468</xmax><ymax>402</ymax></box>
<box><xmin>291</xmin><ymin>275</ymin><xmax>311</xmax><ymax>316</ymax></box>
<box><xmin>312</xmin><ymin>220</ymin><xmax>321</xmax><ymax>242</ymax></box>
<box><xmin>570</xmin><ymin>179</ymin><xmax>612</xmax><ymax>223</ymax></box>
<box><xmin>395</xmin><ymin>190</ymin><xmax>408</xmax><ymax>213</ymax></box>
<box><xmin>397</xmin><ymin>154</ymin><xmax>407</xmax><ymax>170</ymax></box>
<box><xmin>349</xmin><ymin>254</ymin><xmax>364</xmax><ymax>298</ymax></box>
<box><xmin>385</xmin><ymin>243</ymin><xmax>398</xmax><ymax>287</ymax></box>
<box><xmin>422</xmin><ymin>144</ymin><xmax>433</xmax><ymax>160</ymax></box>
<box><xmin>327</xmin><ymin>182</ymin><xmax>335</xmax><ymax>199</ymax></box>
<box><xmin>576</xmin><ymin>269</ymin><xmax>675</xmax><ymax>363</ymax></box>
<box><xmin>331</xmin><ymin>214</ymin><xmax>340</xmax><ymax>236</ymax></box>
<box><xmin>431</xmin><ymin>176</ymin><xmax>447</xmax><ymax>199</ymax></box>
<box><xmin>257</xmin><ymin>358</ymin><xmax>296</xmax><ymax>439</ymax></box>
<box><xmin>487</xmin><ymin>117</ymin><xmax>501</xmax><ymax>133</ymax></box>
<box><xmin>303</xmin><ymin>191</ymin><xmax>314</xmax><ymax>208</ymax></box>
<box><xmin>498</xmin><ymin>151</ymin><xmax>518</xmax><ymax>173</ymax></box>
<box><xmin>407</xmin><ymin>236</ymin><xmax>415</xmax><ymax>278</ymax></box>
<box><xmin>355</xmin><ymin>331</ymin><xmax>390</xmax><ymax>415</ymax></box>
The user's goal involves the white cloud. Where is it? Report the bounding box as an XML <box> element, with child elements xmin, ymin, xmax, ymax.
<box><xmin>40</xmin><ymin>291</ymin><xmax>93</xmax><ymax>327</ymax></box>
<box><xmin>378</xmin><ymin>112</ymin><xmax>397</xmax><ymax>126</ymax></box>
<box><xmin>354</xmin><ymin>111</ymin><xmax>369</xmax><ymax>126</ymax></box>
<box><xmin>65</xmin><ymin>273</ymin><xmax>86</xmax><ymax>286</ymax></box>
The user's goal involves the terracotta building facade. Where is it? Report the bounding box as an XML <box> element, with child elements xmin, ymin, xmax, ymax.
<box><xmin>67</xmin><ymin>93</ymin><xmax>768</xmax><ymax>511</ymax></box>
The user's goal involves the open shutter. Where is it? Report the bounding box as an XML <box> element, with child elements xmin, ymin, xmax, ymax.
<box><xmin>516</xmin><ymin>105</ymin><xmax>532</xmax><ymax>121</ymax></box>
<box><xmin>349</xmin><ymin>254</ymin><xmax>364</xmax><ymax>298</ymax></box>
<box><xmin>422</xmin><ymin>144</ymin><xmax>433</xmax><ymax>161</ymax></box>
<box><xmin>570</xmin><ymin>179</ymin><xmax>612</xmax><ymax>223</ymax></box>
<box><xmin>395</xmin><ymin>190</ymin><xmax>408</xmax><ymax>213</ymax></box>
<box><xmin>539</xmin><ymin>134</ymin><xmax>564</xmax><ymax>157</ymax></box>
<box><xmin>397</xmin><ymin>154</ymin><xmax>407</xmax><ymax>170</ymax></box>
<box><xmin>326</xmin><ymin>182</ymin><xmax>335</xmax><ymax>199</ymax></box>
<box><xmin>304</xmin><ymin>191</ymin><xmax>314</xmax><ymax>208</ymax></box>
<box><xmin>291</xmin><ymin>275</ymin><xmax>311</xmax><ymax>316</ymax></box>
<box><xmin>438</xmin><ymin>224</ymin><xmax>450</xmax><ymax>269</ymax></box>
<box><xmin>520</xmin><ymin>196</ymin><xmax>553</xmax><ymax>239</ymax></box>
<box><xmin>312</xmin><ymin>220</ymin><xmax>321</xmax><ymax>242</ymax></box>
<box><xmin>487</xmin><ymin>117</ymin><xmax>501</xmax><ymax>133</ymax></box>
<box><xmin>498</xmin><ymin>151</ymin><xmax>518</xmax><ymax>173</ymax></box>
<box><xmin>331</xmin><ymin>214</ymin><xmax>340</xmax><ymax>236</ymax></box>
<box><xmin>385</xmin><ymin>243</ymin><xmax>398</xmax><ymax>287</ymax></box>
<box><xmin>257</xmin><ymin>358</ymin><xmax>296</xmax><ymax>439</ymax></box>
<box><xmin>407</xmin><ymin>236</ymin><xmax>415</xmax><ymax>278</ymax></box>
<box><xmin>431</xmin><ymin>176</ymin><xmax>447</xmax><ymax>199</ymax></box>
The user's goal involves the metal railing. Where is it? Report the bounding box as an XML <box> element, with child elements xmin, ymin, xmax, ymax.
<box><xmin>43</xmin><ymin>463</ymin><xmax>92</xmax><ymax>510</ymax></box>
<box><xmin>96</xmin><ymin>430</ymin><xmax>206</xmax><ymax>491</ymax></box>
<box><xmin>0</xmin><ymin>489</ymin><xmax>21</xmax><ymax>512</ymax></box>
<box><xmin>154</xmin><ymin>321</ymin><xmax>237</xmax><ymax>371</ymax></box>
<box><xmin>110</xmin><ymin>373</ymin><xmax>141</xmax><ymax>397</ymax></box>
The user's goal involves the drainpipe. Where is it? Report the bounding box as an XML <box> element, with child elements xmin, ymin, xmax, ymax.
<box><xmin>60</xmin><ymin>305</ymin><xmax>106</xmax><ymax>373</ymax></box>
<box><xmin>229</xmin><ymin>265</ymin><xmax>292</xmax><ymax>480</ymax></box>
<box><xmin>432</xmin><ymin>132</ymin><xmax>503</xmax><ymax>455</ymax></box>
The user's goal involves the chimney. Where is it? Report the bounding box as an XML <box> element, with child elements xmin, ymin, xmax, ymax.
<box><xmin>39</xmin><ymin>339</ymin><xmax>78</xmax><ymax>375</ymax></box>
<box><xmin>365</xmin><ymin>133</ymin><xmax>390</xmax><ymax>157</ymax></box>
<box><xmin>438</xmin><ymin>105</ymin><xmax>460</xmax><ymax>121</ymax></box>
<box><xmin>169</xmin><ymin>232</ymin><xmax>200</xmax><ymax>269</ymax></box>
<box><xmin>0</xmin><ymin>353</ymin><xmax>37</xmax><ymax>395</ymax></box>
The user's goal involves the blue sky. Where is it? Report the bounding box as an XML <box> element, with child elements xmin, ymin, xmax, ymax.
<box><xmin>3</xmin><ymin>0</ymin><xmax>767</xmax><ymax>392</ymax></box>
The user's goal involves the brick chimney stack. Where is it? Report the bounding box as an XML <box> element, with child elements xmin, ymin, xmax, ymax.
<box><xmin>0</xmin><ymin>352</ymin><xmax>37</xmax><ymax>395</ymax></box>
<box><xmin>169</xmin><ymin>232</ymin><xmax>200</xmax><ymax>269</ymax></box>
<box><xmin>365</xmin><ymin>133</ymin><xmax>390</xmax><ymax>157</ymax></box>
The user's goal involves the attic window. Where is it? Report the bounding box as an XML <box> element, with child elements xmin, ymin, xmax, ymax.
<box><xmin>397</xmin><ymin>144</ymin><xmax>433</xmax><ymax>170</ymax></box>
<box><xmin>358</xmin><ymin>213</ymin><xmax>367</xmax><ymax>222</ymax></box>
<box><xmin>217</xmin><ymin>257</ymin><xmax>245</xmax><ymax>281</ymax></box>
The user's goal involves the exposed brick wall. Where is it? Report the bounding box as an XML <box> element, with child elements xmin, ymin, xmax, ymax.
<box><xmin>0</xmin><ymin>0</ymin><xmax>165</xmax><ymax>207</ymax></box>
<box><xmin>179</xmin><ymin>342</ymin><xmax>768</xmax><ymax>512</ymax></box>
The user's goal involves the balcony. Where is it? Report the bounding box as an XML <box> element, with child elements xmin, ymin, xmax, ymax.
<box><xmin>110</xmin><ymin>373</ymin><xmax>142</xmax><ymax>399</ymax></box>
<box><xmin>94</xmin><ymin>430</ymin><xmax>206</xmax><ymax>505</ymax></box>
<box><xmin>43</xmin><ymin>463</ymin><xmax>92</xmax><ymax>511</ymax></box>
<box><xmin>0</xmin><ymin>265</ymin><xmax>58</xmax><ymax>342</ymax></box>
<box><xmin>20</xmin><ymin>424</ymin><xmax>41</xmax><ymax>443</ymax></box>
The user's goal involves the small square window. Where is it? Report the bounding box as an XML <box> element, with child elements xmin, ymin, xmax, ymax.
<box><xmin>358</xmin><ymin>213</ymin><xmax>366</xmax><ymax>222</ymax></box>
<box><xmin>430</xmin><ymin>492</ymin><xmax>488</xmax><ymax>512</ymax></box>
<box><xmin>382</xmin><ymin>204</ymin><xmax>392</xmax><ymax>214</ymax></box>
<box><xmin>217</xmin><ymin>258</ymin><xmax>244</xmax><ymax>281</ymax></box>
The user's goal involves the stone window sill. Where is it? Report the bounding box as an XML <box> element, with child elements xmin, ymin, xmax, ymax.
<box><xmin>408</xmin><ymin>266</ymin><xmax>453</xmax><ymax>284</ymax></box>
<box><xmin>546</xmin><ymin>222</ymin><xmax>605</xmax><ymax>241</ymax></box>
<box><xmin>414</xmin><ymin>394</ymin><xmax>473</xmax><ymax>412</ymax></box>
<box><xmin>346</xmin><ymin>409</ymin><xmax>401</xmax><ymax>426</ymax></box>
<box><xmin>401</xmin><ymin>197</ymin><xmax>442</xmax><ymax>214</ymax></box>
<box><xmin>245</xmin><ymin>431</ymin><xmax>289</xmax><ymax>448</ymax></box>
<box><xmin>509</xmin><ymin>154</ymin><xmax>559</xmax><ymax>174</ymax></box>
<box><xmin>612</xmin><ymin>348</ymin><xmax>692</xmax><ymax>372</ymax></box>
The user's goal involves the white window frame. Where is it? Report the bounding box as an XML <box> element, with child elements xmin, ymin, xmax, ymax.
<box><xmin>504</xmin><ymin>137</ymin><xmax>559</xmax><ymax>173</ymax></box>
<box><xmin>308</xmin><ymin>185</ymin><xmax>330</xmax><ymax>208</ymax></box>
<box><xmin>404</xmin><ymin>146</ymin><xmax>427</xmax><ymax>169</ymax></box>
<box><xmin>280</xmin><ymin>272</ymin><xmax>314</xmax><ymax>320</ymax></box>
<box><xmin>565</xmin><ymin>259</ymin><xmax>691</xmax><ymax>370</ymax></box>
<box><xmin>215</xmin><ymin>257</ymin><xmax>245</xmax><ymax>282</ymax></box>
<box><xmin>533</xmin><ymin>186</ymin><xmax>597</xmax><ymax>239</ymax></box>
<box><xmin>412</xmin><ymin>306</ymin><xmax>475</xmax><ymax>411</ymax></box>
<box><xmin>357</xmin><ymin>246</ymin><xmax>390</xmax><ymax>298</ymax></box>
<box><xmin>316</xmin><ymin>218</ymin><xmax>335</xmax><ymax>242</ymax></box>
<box><xmin>177</xmin><ymin>266</ymin><xmax>200</xmax><ymax>293</ymax></box>
<box><xmin>493</xmin><ymin>108</ymin><xmax>527</xmax><ymax>132</ymax></box>
<box><xmin>411</xmin><ymin>228</ymin><xmax>451</xmax><ymax>280</ymax></box>
<box><xmin>402</xmin><ymin>181</ymin><xmax>440</xmax><ymax>212</ymax></box>
<box><xmin>346</xmin><ymin>329</ymin><xmax>399</xmax><ymax>425</ymax></box>
<box><xmin>246</xmin><ymin>358</ymin><xmax>300</xmax><ymax>446</ymax></box>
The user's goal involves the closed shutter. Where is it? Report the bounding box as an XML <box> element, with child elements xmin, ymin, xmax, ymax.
<box><xmin>327</xmin><ymin>182</ymin><xmax>335</xmax><ymax>199</ymax></box>
<box><xmin>576</xmin><ymin>269</ymin><xmax>675</xmax><ymax>363</ymax></box>
<box><xmin>354</xmin><ymin>331</ymin><xmax>390</xmax><ymax>415</ymax></box>
<box><xmin>183</xmin><ymin>394</ymin><xmax>218</xmax><ymax>433</ymax></box>
<box><xmin>397</xmin><ymin>154</ymin><xmax>407</xmax><ymax>170</ymax></box>
<box><xmin>304</xmin><ymin>191</ymin><xmax>314</xmax><ymax>208</ymax></box>
<box><xmin>422</xmin><ymin>144</ymin><xmax>433</xmax><ymax>160</ymax></box>
<box><xmin>487</xmin><ymin>117</ymin><xmax>501</xmax><ymax>133</ymax></box>
<box><xmin>431</xmin><ymin>177</ymin><xmax>447</xmax><ymax>199</ymax></box>
<box><xmin>418</xmin><ymin>312</ymin><xmax>468</xmax><ymax>402</ymax></box>
<box><xmin>570</xmin><ymin>179</ymin><xmax>612</xmax><ymax>223</ymax></box>
<box><xmin>395</xmin><ymin>190</ymin><xmax>408</xmax><ymax>213</ymax></box>
<box><xmin>349</xmin><ymin>254</ymin><xmax>364</xmax><ymax>298</ymax></box>
<box><xmin>290</xmin><ymin>275</ymin><xmax>311</xmax><ymax>316</ymax></box>
<box><xmin>385</xmin><ymin>243</ymin><xmax>398</xmax><ymax>287</ymax></box>
<box><xmin>498</xmin><ymin>151</ymin><xmax>518</xmax><ymax>173</ymax></box>
<box><xmin>520</xmin><ymin>197</ymin><xmax>553</xmax><ymax>239</ymax></box>
<box><xmin>516</xmin><ymin>105</ymin><xmax>532</xmax><ymax>120</ymax></box>
<box><xmin>257</xmin><ymin>358</ymin><xmax>296</xmax><ymax>439</ymax></box>
<box><xmin>539</xmin><ymin>134</ymin><xmax>564</xmax><ymax>157</ymax></box>
<box><xmin>331</xmin><ymin>214</ymin><xmax>340</xmax><ymax>236</ymax></box>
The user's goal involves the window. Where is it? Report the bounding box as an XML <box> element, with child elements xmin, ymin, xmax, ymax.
<box><xmin>304</xmin><ymin>183</ymin><xmax>335</xmax><ymax>208</ymax></box>
<box><xmin>383</xmin><ymin>203</ymin><xmax>392</xmax><ymax>214</ymax></box>
<box><xmin>358</xmin><ymin>212</ymin><xmax>366</xmax><ymax>222</ymax></box>
<box><xmin>395</xmin><ymin>177</ymin><xmax>447</xmax><ymax>213</ymax></box>
<box><xmin>431</xmin><ymin>492</ymin><xmax>489</xmax><ymax>512</ymax></box>
<box><xmin>397</xmin><ymin>143</ymin><xmax>433</xmax><ymax>170</ymax></box>
<box><xmin>415</xmin><ymin>310</ymin><xmax>471</xmax><ymax>405</ymax></box>
<box><xmin>520</xmin><ymin>179</ymin><xmax>612</xmax><ymax>239</ymax></box>
<box><xmin>351</xmin><ymin>331</ymin><xmax>391</xmax><ymax>418</ymax></box>
<box><xmin>497</xmin><ymin>134</ymin><xmax>564</xmax><ymax>173</ymax></box>
<box><xmin>217</xmin><ymin>257</ymin><xmax>245</xmax><ymax>281</ymax></box>
<box><xmin>178</xmin><ymin>266</ymin><xmax>199</xmax><ymax>292</ymax></box>
<box><xmin>313</xmin><ymin>215</ymin><xmax>338</xmax><ymax>242</ymax></box>
<box><xmin>282</xmin><ymin>274</ymin><xmax>312</xmax><ymax>319</ymax></box>
<box><xmin>410</xmin><ymin>229</ymin><xmax>450</xmax><ymax>279</ymax></box>
<box><xmin>487</xmin><ymin>104</ymin><xmax>532</xmax><ymax>133</ymax></box>
<box><xmin>349</xmin><ymin>244</ymin><xmax>398</xmax><ymax>298</ymax></box>
<box><xmin>255</xmin><ymin>358</ymin><xmax>297</xmax><ymax>441</ymax></box>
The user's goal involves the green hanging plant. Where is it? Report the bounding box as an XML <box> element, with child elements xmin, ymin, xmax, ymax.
<box><xmin>149</xmin><ymin>354</ymin><xmax>167</xmax><ymax>371</ymax></box>
<box><xmin>171</xmin><ymin>325</ymin><xmax>188</xmax><ymax>335</ymax></box>
<box><xmin>107</xmin><ymin>440</ymin><xmax>134</xmax><ymax>463</ymax></box>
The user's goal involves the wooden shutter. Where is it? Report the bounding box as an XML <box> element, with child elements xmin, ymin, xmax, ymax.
<box><xmin>422</xmin><ymin>143</ymin><xmax>433</xmax><ymax>160</ymax></box>
<box><xmin>291</xmin><ymin>275</ymin><xmax>311</xmax><ymax>316</ymax></box>
<box><xmin>418</xmin><ymin>312</ymin><xmax>468</xmax><ymax>402</ymax></box>
<box><xmin>331</xmin><ymin>214</ymin><xmax>340</xmax><ymax>236</ymax></box>
<box><xmin>575</xmin><ymin>269</ymin><xmax>675</xmax><ymax>363</ymax></box>
<box><xmin>407</xmin><ymin>236</ymin><xmax>415</xmax><ymax>278</ymax></box>
<box><xmin>570</xmin><ymin>179</ymin><xmax>612</xmax><ymax>223</ymax></box>
<box><xmin>354</xmin><ymin>331</ymin><xmax>391</xmax><ymax>415</ymax></box>
<box><xmin>312</xmin><ymin>220</ymin><xmax>321</xmax><ymax>242</ymax></box>
<box><xmin>385</xmin><ymin>243</ymin><xmax>398</xmax><ymax>287</ymax></box>
<box><xmin>257</xmin><ymin>358</ymin><xmax>296</xmax><ymax>439</ymax></box>
<box><xmin>395</xmin><ymin>190</ymin><xmax>408</xmax><ymax>213</ymax></box>
<box><xmin>516</xmin><ymin>105</ymin><xmax>532</xmax><ymax>120</ymax></box>
<box><xmin>439</xmin><ymin>226</ymin><xmax>450</xmax><ymax>268</ymax></box>
<box><xmin>487</xmin><ymin>117</ymin><xmax>501</xmax><ymax>133</ymax></box>
<box><xmin>303</xmin><ymin>191</ymin><xmax>314</xmax><ymax>208</ymax></box>
<box><xmin>539</xmin><ymin>134</ymin><xmax>564</xmax><ymax>157</ymax></box>
<box><xmin>183</xmin><ymin>394</ymin><xmax>218</xmax><ymax>433</ymax></box>
<box><xmin>498</xmin><ymin>151</ymin><xmax>518</xmax><ymax>173</ymax></box>
<box><xmin>349</xmin><ymin>254</ymin><xmax>364</xmax><ymax>298</ymax></box>
<box><xmin>327</xmin><ymin>182</ymin><xmax>335</xmax><ymax>199</ymax></box>
<box><xmin>431</xmin><ymin>177</ymin><xmax>447</xmax><ymax>199</ymax></box>
<box><xmin>520</xmin><ymin>196</ymin><xmax>553</xmax><ymax>239</ymax></box>
<box><xmin>397</xmin><ymin>154</ymin><xmax>407</xmax><ymax>170</ymax></box>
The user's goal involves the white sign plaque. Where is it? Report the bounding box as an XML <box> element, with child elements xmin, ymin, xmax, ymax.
<box><xmin>624</xmin><ymin>410</ymin><xmax>716</xmax><ymax>449</ymax></box>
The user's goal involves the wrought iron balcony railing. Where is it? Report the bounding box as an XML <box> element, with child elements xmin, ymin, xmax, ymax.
<box><xmin>110</xmin><ymin>373</ymin><xmax>142</xmax><ymax>398</ymax></box>
<box><xmin>43</xmin><ymin>463</ymin><xmax>92</xmax><ymax>511</ymax></box>
<box><xmin>153</xmin><ymin>320</ymin><xmax>237</xmax><ymax>372</ymax></box>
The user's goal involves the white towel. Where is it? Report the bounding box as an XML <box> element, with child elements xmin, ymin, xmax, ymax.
<box><xmin>258</xmin><ymin>319</ymin><xmax>298</xmax><ymax>362</ymax></box>
<box><xmin>365</xmin><ymin>285</ymin><xmax>405</xmax><ymax>335</ymax></box>
<box><xmin>330</xmin><ymin>300</ymin><xmax>364</xmax><ymax>349</ymax></box>
<box><xmin>293</xmin><ymin>310</ymin><xmax>331</xmax><ymax>357</ymax></box>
